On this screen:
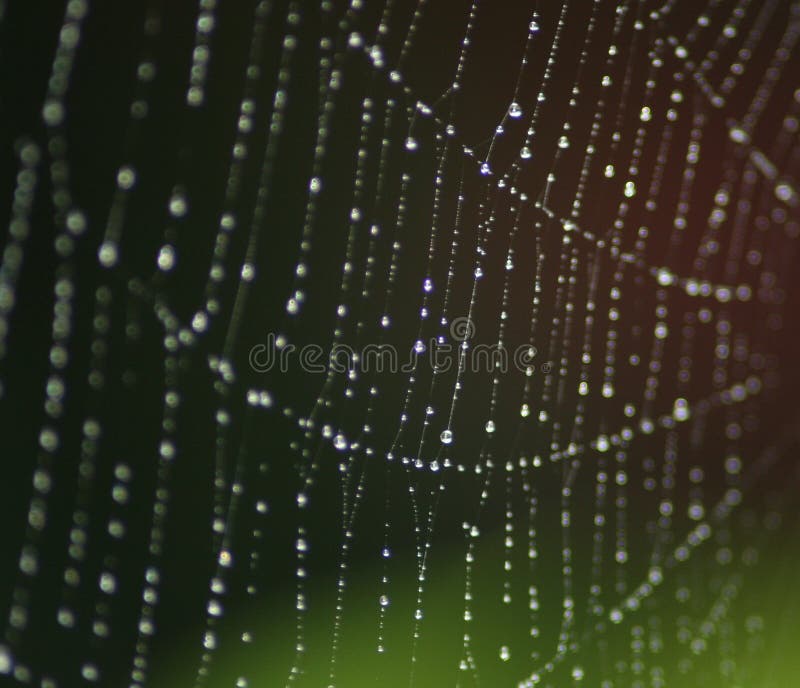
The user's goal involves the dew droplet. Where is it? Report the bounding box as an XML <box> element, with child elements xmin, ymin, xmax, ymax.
<box><xmin>0</xmin><ymin>645</ymin><xmax>13</xmax><ymax>675</ymax></box>
<box><xmin>157</xmin><ymin>245</ymin><xmax>176</xmax><ymax>271</ymax></box>
<box><xmin>673</xmin><ymin>398</ymin><xmax>690</xmax><ymax>422</ymax></box>
<box><xmin>168</xmin><ymin>193</ymin><xmax>188</xmax><ymax>218</ymax></box>
<box><xmin>729</xmin><ymin>127</ymin><xmax>749</xmax><ymax>144</ymax></box>
<box><xmin>656</xmin><ymin>268</ymin><xmax>674</xmax><ymax>286</ymax></box>
<box><xmin>117</xmin><ymin>166</ymin><xmax>137</xmax><ymax>190</ymax></box>
<box><xmin>98</xmin><ymin>241</ymin><xmax>119</xmax><ymax>268</ymax></box>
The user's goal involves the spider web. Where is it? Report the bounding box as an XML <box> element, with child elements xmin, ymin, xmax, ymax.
<box><xmin>1</xmin><ymin>0</ymin><xmax>800</xmax><ymax>686</ymax></box>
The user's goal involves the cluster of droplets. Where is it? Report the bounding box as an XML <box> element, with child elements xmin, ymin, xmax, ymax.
<box><xmin>2</xmin><ymin>0</ymin><xmax>800</xmax><ymax>687</ymax></box>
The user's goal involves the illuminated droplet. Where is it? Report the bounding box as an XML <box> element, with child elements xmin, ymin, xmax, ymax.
<box><xmin>157</xmin><ymin>245</ymin><xmax>176</xmax><ymax>271</ymax></box>
<box><xmin>673</xmin><ymin>398</ymin><xmax>690</xmax><ymax>422</ymax></box>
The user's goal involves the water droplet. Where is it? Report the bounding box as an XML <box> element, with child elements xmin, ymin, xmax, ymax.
<box><xmin>656</xmin><ymin>268</ymin><xmax>673</xmax><ymax>286</ymax></box>
<box><xmin>168</xmin><ymin>193</ymin><xmax>188</xmax><ymax>218</ymax></box>
<box><xmin>157</xmin><ymin>245</ymin><xmax>176</xmax><ymax>271</ymax></box>
<box><xmin>729</xmin><ymin>127</ymin><xmax>749</xmax><ymax>144</ymax></box>
<box><xmin>81</xmin><ymin>663</ymin><xmax>99</xmax><ymax>681</ymax></box>
<box><xmin>99</xmin><ymin>572</ymin><xmax>117</xmax><ymax>594</ymax></box>
<box><xmin>673</xmin><ymin>398</ymin><xmax>690</xmax><ymax>422</ymax></box>
<box><xmin>508</xmin><ymin>102</ymin><xmax>522</xmax><ymax>118</ymax></box>
<box><xmin>776</xmin><ymin>183</ymin><xmax>794</xmax><ymax>203</ymax></box>
<box><xmin>440</xmin><ymin>429</ymin><xmax>453</xmax><ymax>445</ymax></box>
<box><xmin>192</xmin><ymin>311</ymin><xmax>208</xmax><ymax>332</ymax></box>
<box><xmin>117</xmin><ymin>166</ymin><xmax>137</xmax><ymax>190</ymax></box>
<box><xmin>98</xmin><ymin>242</ymin><xmax>119</xmax><ymax>268</ymax></box>
<box><xmin>241</xmin><ymin>263</ymin><xmax>256</xmax><ymax>281</ymax></box>
<box><xmin>0</xmin><ymin>644</ymin><xmax>13</xmax><ymax>675</ymax></box>
<box><xmin>43</xmin><ymin>100</ymin><xmax>65</xmax><ymax>126</ymax></box>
